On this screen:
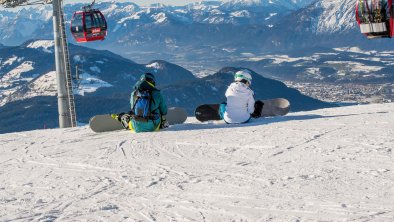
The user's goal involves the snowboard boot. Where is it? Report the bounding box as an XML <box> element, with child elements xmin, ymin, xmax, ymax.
<box><xmin>111</xmin><ymin>113</ymin><xmax>131</xmax><ymax>129</ymax></box>
<box><xmin>251</xmin><ymin>101</ymin><xmax>264</xmax><ymax>118</ymax></box>
<box><xmin>219</xmin><ymin>102</ymin><xmax>227</xmax><ymax>120</ymax></box>
<box><xmin>120</xmin><ymin>114</ymin><xmax>131</xmax><ymax>129</ymax></box>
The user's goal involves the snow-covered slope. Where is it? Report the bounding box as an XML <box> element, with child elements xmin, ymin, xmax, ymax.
<box><xmin>313</xmin><ymin>0</ymin><xmax>356</xmax><ymax>34</ymax></box>
<box><xmin>1</xmin><ymin>103</ymin><xmax>393</xmax><ymax>221</ymax></box>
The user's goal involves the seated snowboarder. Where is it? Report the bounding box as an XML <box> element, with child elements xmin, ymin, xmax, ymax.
<box><xmin>115</xmin><ymin>73</ymin><xmax>168</xmax><ymax>133</ymax></box>
<box><xmin>219</xmin><ymin>70</ymin><xmax>263</xmax><ymax>124</ymax></box>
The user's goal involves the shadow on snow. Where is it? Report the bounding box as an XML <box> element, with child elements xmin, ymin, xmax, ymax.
<box><xmin>167</xmin><ymin>111</ymin><xmax>387</xmax><ymax>132</ymax></box>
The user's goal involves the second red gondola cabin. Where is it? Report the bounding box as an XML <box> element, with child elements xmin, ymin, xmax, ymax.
<box><xmin>356</xmin><ymin>0</ymin><xmax>394</xmax><ymax>39</ymax></box>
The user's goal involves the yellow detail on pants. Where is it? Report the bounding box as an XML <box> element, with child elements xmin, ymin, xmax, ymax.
<box><xmin>155</xmin><ymin>123</ymin><xmax>160</xmax><ymax>131</ymax></box>
<box><xmin>128</xmin><ymin>121</ymin><xmax>135</xmax><ymax>133</ymax></box>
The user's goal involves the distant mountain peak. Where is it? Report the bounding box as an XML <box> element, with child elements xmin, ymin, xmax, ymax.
<box><xmin>146</xmin><ymin>61</ymin><xmax>165</xmax><ymax>70</ymax></box>
<box><xmin>152</xmin><ymin>12</ymin><xmax>168</xmax><ymax>24</ymax></box>
<box><xmin>228</xmin><ymin>0</ymin><xmax>262</xmax><ymax>5</ymax></box>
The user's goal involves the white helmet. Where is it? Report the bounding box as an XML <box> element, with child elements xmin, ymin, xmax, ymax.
<box><xmin>234</xmin><ymin>70</ymin><xmax>252</xmax><ymax>85</ymax></box>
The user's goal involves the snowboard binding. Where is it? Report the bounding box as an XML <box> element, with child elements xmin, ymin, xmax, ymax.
<box><xmin>111</xmin><ymin>113</ymin><xmax>131</xmax><ymax>129</ymax></box>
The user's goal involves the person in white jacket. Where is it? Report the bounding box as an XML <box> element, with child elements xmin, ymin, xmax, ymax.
<box><xmin>219</xmin><ymin>70</ymin><xmax>264</xmax><ymax>124</ymax></box>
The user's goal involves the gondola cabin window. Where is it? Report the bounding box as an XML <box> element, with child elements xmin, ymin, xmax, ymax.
<box><xmin>71</xmin><ymin>14</ymin><xmax>83</xmax><ymax>33</ymax></box>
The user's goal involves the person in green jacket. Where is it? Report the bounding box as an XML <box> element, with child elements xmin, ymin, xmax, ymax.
<box><xmin>127</xmin><ymin>73</ymin><xmax>168</xmax><ymax>133</ymax></box>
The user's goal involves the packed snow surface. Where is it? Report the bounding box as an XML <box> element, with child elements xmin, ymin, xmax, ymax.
<box><xmin>1</xmin><ymin>103</ymin><xmax>394</xmax><ymax>221</ymax></box>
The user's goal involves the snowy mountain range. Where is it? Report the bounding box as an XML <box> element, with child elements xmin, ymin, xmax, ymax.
<box><xmin>0</xmin><ymin>40</ymin><xmax>333</xmax><ymax>134</ymax></box>
<box><xmin>1</xmin><ymin>102</ymin><xmax>393</xmax><ymax>221</ymax></box>
<box><xmin>0</xmin><ymin>0</ymin><xmax>381</xmax><ymax>60</ymax></box>
<box><xmin>0</xmin><ymin>0</ymin><xmax>310</xmax><ymax>44</ymax></box>
<box><xmin>219</xmin><ymin>0</ymin><xmax>313</xmax><ymax>10</ymax></box>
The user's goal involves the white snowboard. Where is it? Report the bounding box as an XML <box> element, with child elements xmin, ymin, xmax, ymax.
<box><xmin>89</xmin><ymin>107</ymin><xmax>188</xmax><ymax>133</ymax></box>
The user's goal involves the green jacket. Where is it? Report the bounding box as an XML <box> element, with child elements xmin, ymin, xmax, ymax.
<box><xmin>130</xmin><ymin>80</ymin><xmax>167</xmax><ymax>133</ymax></box>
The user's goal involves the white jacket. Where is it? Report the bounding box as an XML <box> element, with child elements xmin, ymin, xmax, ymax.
<box><xmin>224</xmin><ymin>82</ymin><xmax>255</xmax><ymax>124</ymax></box>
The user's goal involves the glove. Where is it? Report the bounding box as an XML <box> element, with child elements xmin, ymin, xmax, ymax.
<box><xmin>160</xmin><ymin>116</ymin><xmax>169</xmax><ymax>129</ymax></box>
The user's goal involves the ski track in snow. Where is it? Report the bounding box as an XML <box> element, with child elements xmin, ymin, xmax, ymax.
<box><xmin>0</xmin><ymin>104</ymin><xmax>394</xmax><ymax>221</ymax></box>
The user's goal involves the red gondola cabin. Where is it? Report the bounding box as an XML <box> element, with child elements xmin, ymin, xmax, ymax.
<box><xmin>70</xmin><ymin>9</ymin><xmax>107</xmax><ymax>42</ymax></box>
<box><xmin>356</xmin><ymin>0</ymin><xmax>394</xmax><ymax>39</ymax></box>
